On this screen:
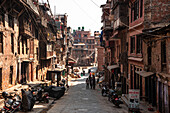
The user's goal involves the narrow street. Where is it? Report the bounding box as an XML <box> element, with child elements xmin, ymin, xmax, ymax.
<box><xmin>47</xmin><ymin>76</ymin><xmax>128</xmax><ymax>113</ymax></box>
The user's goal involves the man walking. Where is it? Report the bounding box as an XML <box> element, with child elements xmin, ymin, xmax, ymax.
<box><xmin>89</xmin><ymin>73</ymin><xmax>92</xmax><ymax>89</ymax></box>
<box><xmin>92</xmin><ymin>73</ymin><xmax>95</xmax><ymax>89</ymax></box>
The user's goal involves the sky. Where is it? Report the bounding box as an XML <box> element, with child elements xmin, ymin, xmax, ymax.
<box><xmin>46</xmin><ymin>0</ymin><xmax>106</xmax><ymax>36</ymax></box>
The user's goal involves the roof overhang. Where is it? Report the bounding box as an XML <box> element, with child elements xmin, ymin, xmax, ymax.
<box><xmin>135</xmin><ymin>71</ymin><xmax>154</xmax><ymax>77</ymax></box>
<box><xmin>107</xmin><ymin>65</ymin><xmax>119</xmax><ymax>71</ymax></box>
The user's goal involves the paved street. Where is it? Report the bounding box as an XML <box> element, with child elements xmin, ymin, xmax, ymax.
<box><xmin>47</xmin><ymin>76</ymin><xmax>128</xmax><ymax>113</ymax></box>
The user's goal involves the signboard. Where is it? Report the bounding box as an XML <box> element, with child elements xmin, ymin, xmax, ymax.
<box><xmin>129</xmin><ymin>89</ymin><xmax>140</xmax><ymax>110</ymax></box>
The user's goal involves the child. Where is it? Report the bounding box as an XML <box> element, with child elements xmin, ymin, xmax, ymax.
<box><xmin>86</xmin><ymin>78</ymin><xmax>89</xmax><ymax>89</ymax></box>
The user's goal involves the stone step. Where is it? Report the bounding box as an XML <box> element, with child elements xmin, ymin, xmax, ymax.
<box><xmin>121</xmin><ymin>96</ymin><xmax>128</xmax><ymax>107</ymax></box>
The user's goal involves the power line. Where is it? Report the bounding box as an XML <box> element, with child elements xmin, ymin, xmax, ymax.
<box><xmin>72</xmin><ymin>0</ymin><xmax>99</xmax><ymax>26</ymax></box>
<box><xmin>89</xmin><ymin>0</ymin><xmax>168</xmax><ymax>38</ymax></box>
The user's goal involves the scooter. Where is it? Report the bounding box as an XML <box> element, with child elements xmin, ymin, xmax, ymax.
<box><xmin>33</xmin><ymin>88</ymin><xmax>49</xmax><ymax>103</ymax></box>
<box><xmin>101</xmin><ymin>84</ymin><xmax>109</xmax><ymax>96</ymax></box>
<box><xmin>109</xmin><ymin>93</ymin><xmax>123</xmax><ymax>107</ymax></box>
<box><xmin>1</xmin><ymin>91</ymin><xmax>22</xmax><ymax>113</ymax></box>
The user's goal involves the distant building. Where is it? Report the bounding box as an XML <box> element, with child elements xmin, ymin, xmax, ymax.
<box><xmin>72</xmin><ymin>27</ymin><xmax>96</xmax><ymax>66</ymax></box>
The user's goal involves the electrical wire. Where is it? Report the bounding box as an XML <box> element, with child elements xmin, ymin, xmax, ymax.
<box><xmin>72</xmin><ymin>0</ymin><xmax>100</xmax><ymax>27</ymax></box>
<box><xmin>89</xmin><ymin>0</ymin><xmax>169</xmax><ymax>38</ymax></box>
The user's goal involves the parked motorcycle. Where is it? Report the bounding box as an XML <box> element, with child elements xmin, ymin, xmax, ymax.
<box><xmin>1</xmin><ymin>91</ymin><xmax>22</xmax><ymax>113</ymax></box>
<box><xmin>108</xmin><ymin>91</ymin><xmax>123</xmax><ymax>107</ymax></box>
<box><xmin>101</xmin><ymin>84</ymin><xmax>109</xmax><ymax>96</ymax></box>
<box><xmin>32</xmin><ymin>87</ymin><xmax>49</xmax><ymax>103</ymax></box>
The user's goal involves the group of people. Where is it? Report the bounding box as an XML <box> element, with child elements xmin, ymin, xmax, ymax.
<box><xmin>86</xmin><ymin>73</ymin><xmax>96</xmax><ymax>89</ymax></box>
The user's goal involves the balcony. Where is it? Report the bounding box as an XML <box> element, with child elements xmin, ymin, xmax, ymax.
<box><xmin>20</xmin><ymin>22</ymin><xmax>32</xmax><ymax>37</ymax></box>
<box><xmin>23</xmin><ymin>0</ymin><xmax>39</xmax><ymax>15</ymax></box>
<box><xmin>103</xmin><ymin>21</ymin><xmax>112</xmax><ymax>30</ymax></box>
<box><xmin>114</xmin><ymin>18</ymin><xmax>123</xmax><ymax>30</ymax></box>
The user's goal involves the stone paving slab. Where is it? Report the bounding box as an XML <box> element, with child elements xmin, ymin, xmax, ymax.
<box><xmin>48</xmin><ymin>77</ymin><xmax>128</xmax><ymax>113</ymax></box>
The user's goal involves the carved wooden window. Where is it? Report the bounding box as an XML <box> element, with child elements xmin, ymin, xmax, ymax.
<box><xmin>134</xmin><ymin>0</ymin><xmax>139</xmax><ymax>20</ymax></box>
<box><xmin>130</xmin><ymin>36</ymin><xmax>135</xmax><ymax>53</ymax></box>
<box><xmin>0</xmin><ymin>11</ymin><xmax>5</xmax><ymax>26</ymax></box>
<box><xmin>11</xmin><ymin>33</ymin><xmax>14</xmax><ymax>53</ymax></box>
<box><xmin>140</xmin><ymin>0</ymin><xmax>143</xmax><ymax>17</ymax></box>
<box><xmin>8</xmin><ymin>15</ymin><xmax>14</xmax><ymax>29</ymax></box>
<box><xmin>136</xmin><ymin>36</ymin><xmax>142</xmax><ymax>54</ymax></box>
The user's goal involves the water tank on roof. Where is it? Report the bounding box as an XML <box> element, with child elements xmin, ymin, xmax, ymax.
<box><xmin>82</xmin><ymin>26</ymin><xmax>84</xmax><ymax>31</ymax></box>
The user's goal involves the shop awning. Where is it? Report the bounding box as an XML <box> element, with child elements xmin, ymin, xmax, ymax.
<box><xmin>128</xmin><ymin>57</ymin><xmax>143</xmax><ymax>62</ymax></box>
<box><xmin>107</xmin><ymin>65</ymin><xmax>119</xmax><ymax>71</ymax></box>
<box><xmin>135</xmin><ymin>71</ymin><xmax>154</xmax><ymax>77</ymax></box>
<box><xmin>158</xmin><ymin>73</ymin><xmax>170</xmax><ymax>81</ymax></box>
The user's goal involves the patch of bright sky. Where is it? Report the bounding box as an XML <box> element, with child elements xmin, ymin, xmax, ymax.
<box><xmin>43</xmin><ymin>0</ymin><xmax>106</xmax><ymax>36</ymax></box>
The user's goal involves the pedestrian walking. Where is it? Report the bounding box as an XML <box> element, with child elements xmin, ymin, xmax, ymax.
<box><xmin>92</xmin><ymin>74</ymin><xmax>95</xmax><ymax>89</ymax></box>
<box><xmin>89</xmin><ymin>73</ymin><xmax>93</xmax><ymax>89</ymax></box>
<box><xmin>86</xmin><ymin>78</ymin><xmax>89</xmax><ymax>89</ymax></box>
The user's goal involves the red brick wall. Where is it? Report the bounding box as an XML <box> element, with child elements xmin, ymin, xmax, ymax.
<box><xmin>144</xmin><ymin>0</ymin><xmax>170</xmax><ymax>28</ymax></box>
<box><xmin>97</xmin><ymin>47</ymin><xmax>104</xmax><ymax>72</ymax></box>
<box><xmin>0</xmin><ymin>15</ymin><xmax>19</xmax><ymax>90</ymax></box>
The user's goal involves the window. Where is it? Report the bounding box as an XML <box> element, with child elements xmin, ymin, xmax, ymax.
<box><xmin>148</xmin><ymin>46</ymin><xmax>151</xmax><ymax>65</ymax></box>
<box><xmin>81</xmin><ymin>46</ymin><xmax>83</xmax><ymax>48</ymax></box>
<box><xmin>136</xmin><ymin>36</ymin><xmax>142</xmax><ymax>54</ymax></box>
<box><xmin>140</xmin><ymin>0</ymin><xmax>143</xmax><ymax>17</ymax></box>
<box><xmin>0</xmin><ymin>32</ymin><xmax>3</xmax><ymax>53</ymax></box>
<box><xmin>18</xmin><ymin>39</ymin><xmax>20</xmax><ymax>54</ymax></box>
<box><xmin>8</xmin><ymin>15</ymin><xmax>14</xmax><ymax>29</ymax></box>
<box><xmin>36</xmin><ymin>47</ymin><xmax>38</xmax><ymax>60</ymax></box>
<box><xmin>130</xmin><ymin>65</ymin><xmax>133</xmax><ymax>89</ymax></box>
<box><xmin>26</xmin><ymin>39</ymin><xmax>28</xmax><ymax>54</ymax></box>
<box><xmin>84</xmin><ymin>35</ymin><xmax>87</xmax><ymax>37</ymax></box>
<box><xmin>11</xmin><ymin>33</ymin><xmax>14</xmax><ymax>53</ymax></box>
<box><xmin>76</xmin><ymin>46</ymin><xmax>78</xmax><ymax>48</ymax></box>
<box><xmin>134</xmin><ymin>0</ymin><xmax>139</xmax><ymax>21</ymax></box>
<box><xmin>79</xmin><ymin>34</ymin><xmax>81</xmax><ymax>38</ymax></box>
<box><xmin>9</xmin><ymin>66</ymin><xmax>13</xmax><ymax>84</ymax></box>
<box><xmin>130</xmin><ymin>36</ymin><xmax>135</xmax><ymax>53</ymax></box>
<box><xmin>22</xmin><ymin>38</ymin><xmax>24</xmax><ymax>54</ymax></box>
<box><xmin>0</xmin><ymin>11</ymin><xmax>5</xmax><ymax>26</ymax></box>
<box><xmin>161</xmin><ymin>40</ymin><xmax>166</xmax><ymax>71</ymax></box>
<box><xmin>131</xmin><ymin>4</ymin><xmax>133</xmax><ymax>22</ymax></box>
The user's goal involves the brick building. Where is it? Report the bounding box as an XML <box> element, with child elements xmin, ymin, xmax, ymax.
<box><xmin>100</xmin><ymin>0</ymin><xmax>113</xmax><ymax>85</ymax></box>
<box><xmin>72</xmin><ymin>28</ymin><xmax>96</xmax><ymax>66</ymax></box>
<box><xmin>141</xmin><ymin>0</ymin><xmax>170</xmax><ymax>112</ymax></box>
<box><xmin>100</xmin><ymin>0</ymin><xmax>170</xmax><ymax>112</ymax></box>
<box><xmin>0</xmin><ymin>0</ymin><xmax>71</xmax><ymax>90</ymax></box>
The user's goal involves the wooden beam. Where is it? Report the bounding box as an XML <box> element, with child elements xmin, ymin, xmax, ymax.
<box><xmin>17</xmin><ymin>9</ymin><xmax>25</xmax><ymax>18</ymax></box>
<box><xmin>0</xmin><ymin>0</ymin><xmax>6</xmax><ymax>8</ymax></box>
